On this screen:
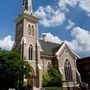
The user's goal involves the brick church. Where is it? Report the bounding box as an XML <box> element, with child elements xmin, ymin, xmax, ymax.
<box><xmin>13</xmin><ymin>0</ymin><xmax>81</xmax><ymax>90</ymax></box>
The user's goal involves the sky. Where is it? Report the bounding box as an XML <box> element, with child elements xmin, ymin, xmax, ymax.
<box><xmin>0</xmin><ymin>0</ymin><xmax>90</xmax><ymax>58</ymax></box>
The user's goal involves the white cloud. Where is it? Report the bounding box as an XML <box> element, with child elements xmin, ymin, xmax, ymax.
<box><xmin>58</xmin><ymin>0</ymin><xmax>90</xmax><ymax>16</ymax></box>
<box><xmin>35</xmin><ymin>0</ymin><xmax>90</xmax><ymax>28</ymax></box>
<box><xmin>58</xmin><ymin>0</ymin><xmax>79</xmax><ymax>10</ymax></box>
<box><xmin>35</xmin><ymin>5</ymin><xmax>65</xmax><ymax>27</ymax></box>
<box><xmin>35</xmin><ymin>6</ymin><xmax>46</xmax><ymax>18</ymax></box>
<box><xmin>45</xmin><ymin>33</ymin><xmax>62</xmax><ymax>44</ymax></box>
<box><xmin>35</xmin><ymin>0</ymin><xmax>90</xmax><ymax>27</ymax></box>
<box><xmin>66</xmin><ymin>20</ymin><xmax>75</xmax><ymax>30</ymax></box>
<box><xmin>65</xmin><ymin>27</ymin><xmax>90</xmax><ymax>53</ymax></box>
<box><xmin>0</xmin><ymin>35</ymin><xmax>14</xmax><ymax>50</ymax></box>
<box><xmin>44</xmin><ymin>27</ymin><xmax>90</xmax><ymax>57</ymax></box>
<box><xmin>79</xmin><ymin>0</ymin><xmax>90</xmax><ymax>16</ymax></box>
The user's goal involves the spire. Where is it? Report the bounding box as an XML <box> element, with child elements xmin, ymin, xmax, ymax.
<box><xmin>23</xmin><ymin>0</ymin><xmax>33</xmax><ymax>14</ymax></box>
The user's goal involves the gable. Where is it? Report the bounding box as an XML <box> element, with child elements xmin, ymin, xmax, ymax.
<box><xmin>56</xmin><ymin>43</ymin><xmax>76</xmax><ymax>60</ymax></box>
<box><xmin>56</xmin><ymin>43</ymin><xmax>77</xmax><ymax>74</ymax></box>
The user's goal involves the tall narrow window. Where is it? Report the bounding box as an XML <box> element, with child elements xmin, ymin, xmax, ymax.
<box><xmin>29</xmin><ymin>45</ymin><xmax>33</xmax><ymax>60</ymax></box>
<box><xmin>24</xmin><ymin>0</ymin><xmax>28</xmax><ymax>10</ymax></box>
<box><xmin>47</xmin><ymin>62</ymin><xmax>51</xmax><ymax>71</ymax></box>
<box><xmin>64</xmin><ymin>59</ymin><xmax>73</xmax><ymax>81</ymax></box>
<box><xmin>32</xmin><ymin>25</ymin><xmax>34</xmax><ymax>36</ymax></box>
<box><xmin>28</xmin><ymin>24</ymin><xmax>31</xmax><ymax>35</ymax></box>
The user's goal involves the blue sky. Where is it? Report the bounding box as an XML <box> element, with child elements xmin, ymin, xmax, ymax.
<box><xmin>0</xmin><ymin>0</ymin><xmax>90</xmax><ymax>57</ymax></box>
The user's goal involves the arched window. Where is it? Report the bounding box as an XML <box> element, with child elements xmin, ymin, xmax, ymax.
<box><xmin>28</xmin><ymin>24</ymin><xmax>31</xmax><ymax>35</ymax></box>
<box><xmin>32</xmin><ymin>25</ymin><xmax>34</xmax><ymax>36</ymax></box>
<box><xmin>64</xmin><ymin>59</ymin><xmax>73</xmax><ymax>81</ymax></box>
<box><xmin>29</xmin><ymin>45</ymin><xmax>33</xmax><ymax>60</ymax></box>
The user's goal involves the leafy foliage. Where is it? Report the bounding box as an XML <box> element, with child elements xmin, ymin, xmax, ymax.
<box><xmin>48</xmin><ymin>66</ymin><xmax>62</xmax><ymax>86</ymax></box>
<box><xmin>42</xmin><ymin>72</ymin><xmax>51</xmax><ymax>87</ymax></box>
<box><xmin>0</xmin><ymin>50</ymin><xmax>31</xmax><ymax>89</ymax></box>
<box><xmin>42</xmin><ymin>66</ymin><xmax>62</xmax><ymax>87</ymax></box>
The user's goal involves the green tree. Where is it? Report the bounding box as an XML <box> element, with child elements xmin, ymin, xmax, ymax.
<box><xmin>48</xmin><ymin>66</ymin><xmax>62</xmax><ymax>87</ymax></box>
<box><xmin>42</xmin><ymin>72</ymin><xmax>51</xmax><ymax>87</ymax></box>
<box><xmin>0</xmin><ymin>49</ymin><xmax>32</xmax><ymax>90</ymax></box>
<box><xmin>42</xmin><ymin>66</ymin><xmax>62</xmax><ymax>87</ymax></box>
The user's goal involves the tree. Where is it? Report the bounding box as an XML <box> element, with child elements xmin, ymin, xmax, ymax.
<box><xmin>42</xmin><ymin>66</ymin><xmax>62</xmax><ymax>87</ymax></box>
<box><xmin>48</xmin><ymin>66</ymin><xmax>62</xmax><ymax>87</ymax></box>
<box><xmin>42</xmin><ymin>72</ymin><xmax>51</xmax><ymax>87</ymax></box>
<box><xmin>0</xmin><ymin>49</ymin><xmax>32</xmax><ymax>90</ymax></box>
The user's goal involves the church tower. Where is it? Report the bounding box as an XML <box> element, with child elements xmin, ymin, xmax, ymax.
<box><xmin>15</xmin><ymin>0</ymin><xmax>38</xmax><ymax>62</ymax></box>
<box><xmin>14</xmin><ymin>0</ymin><xmax>42</xmax><ymax>89</ymax></box>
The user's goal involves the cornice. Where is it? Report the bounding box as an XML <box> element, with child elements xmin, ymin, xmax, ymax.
<box><xmin>15</xmin><ymin>13</ymin><xmax>39</xmax><ymax>23</ymax></box>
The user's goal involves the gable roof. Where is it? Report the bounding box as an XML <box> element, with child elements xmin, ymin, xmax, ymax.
<box><xmin>39</xmin><ymin>40</ymin><xmax>62</xmax><ymax>56</ymax></box>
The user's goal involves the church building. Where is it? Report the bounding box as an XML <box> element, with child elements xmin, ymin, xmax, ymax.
<box><xmin>13</xmin><ymin>0</ymin><xmax>81</xmax><ymax>90</ymax></box>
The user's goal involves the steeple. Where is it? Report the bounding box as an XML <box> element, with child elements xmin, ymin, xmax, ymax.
<box><xmin>23</xmin><ymin>0</ymin><xmax>33</xmax><ymax>14</ymax></box>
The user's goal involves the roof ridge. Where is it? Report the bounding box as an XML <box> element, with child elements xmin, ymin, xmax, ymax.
<box><xmin>39</xmin><ymin>39</ymin><xmax>62</xmax><ymax>45</ymax></box>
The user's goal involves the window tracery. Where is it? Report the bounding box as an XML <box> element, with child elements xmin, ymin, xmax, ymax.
<box><xmin>64</xmin><ymin>59</ymin><xmax>73</xmax><ymax>81</ymax></box>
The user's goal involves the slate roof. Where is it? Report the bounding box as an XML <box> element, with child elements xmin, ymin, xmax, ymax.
<box><xmin>39</xmin><ymin>40</ymin><xmax>62</xmax><ymax>56</ymax></box>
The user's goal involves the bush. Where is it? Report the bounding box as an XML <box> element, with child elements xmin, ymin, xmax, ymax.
<box><xmin>42</xmin><ymin>66</ymin><xmax>62</xmax><ymax>87</ymax></box>
<box><xmin>42</xmin><ymin>72</ymin><xmax>51</xmax><ymax>87</ymax></box>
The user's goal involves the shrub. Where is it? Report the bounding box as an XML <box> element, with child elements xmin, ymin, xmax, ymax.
<box><xmin>42</xmin><ymin>66</ymin><xmax>62</xmax><ymax>87</ymax></box>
